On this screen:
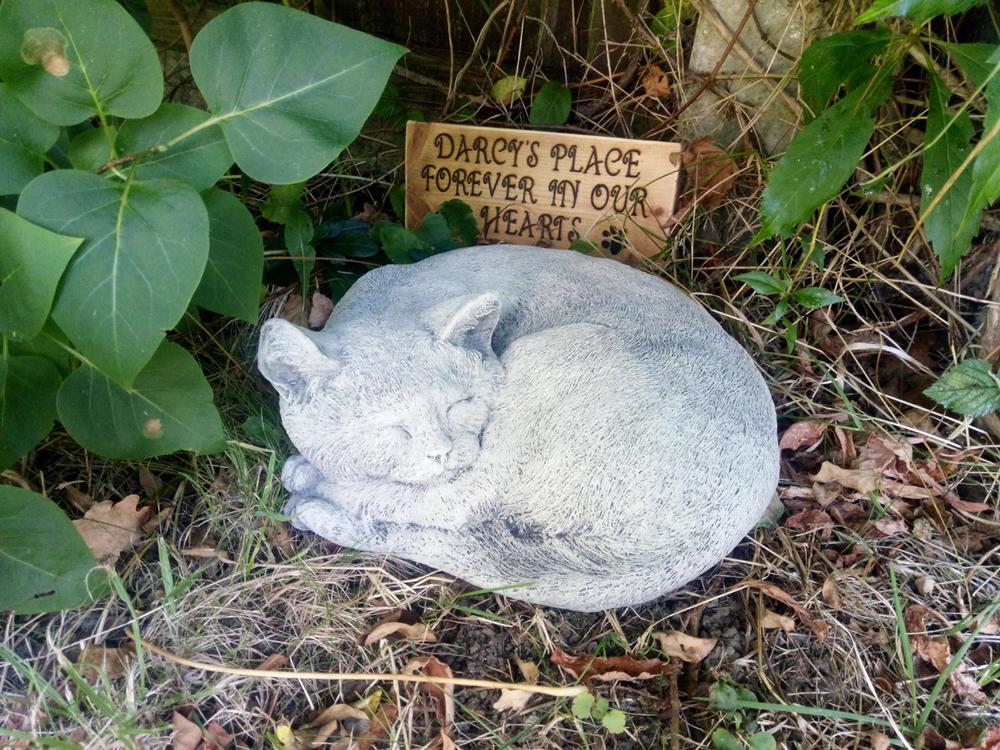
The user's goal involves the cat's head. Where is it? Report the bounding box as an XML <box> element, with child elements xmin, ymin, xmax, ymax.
<box><xmin>258</xmin><ymin>293</ymin><xmax>503</xmax><ymax>486</ymax></box>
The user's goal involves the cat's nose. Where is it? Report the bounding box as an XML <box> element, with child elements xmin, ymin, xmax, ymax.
<box><xmin>425</xmin><ymin>438</ymin><xmax>453</xmax><ymax>465</ymax></box>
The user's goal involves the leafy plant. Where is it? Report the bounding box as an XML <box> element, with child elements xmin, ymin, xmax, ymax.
<box><xmin>529</xmin><ymin>80</ymin><xmax>572</xmax><ymax>126</ymax></box>
<box><xmin>571</xmin><ymin>692</ymin><xmax>627</xmax><ymax>735</ymax></box>
<box><xmin>924</xmin><ymin>359</ymin><xmax>1000</xmax><ymax>417</ymax></box>
<box><xmin>708</xmin><ymin>682</ymin><xmax>777</xmax><ymax>750</ymax></box>
<box><xmin>734</xmin><ymin>270</ymin><xmax>843</xmax><ymax>351</ymax></box>
<box><xmin>374</xmin><ymin>199</ymin><xmax>480</xmax><ymax>263</ymax></box>
<box><xmin>756</xmin><ymin>0</ymin><xmax>998</xmax><ymax>280</ymax></box>
<box><xmin>0</xmin><ymin>0</ymin><xmax>404</xmax><ymax>612</ymax></box>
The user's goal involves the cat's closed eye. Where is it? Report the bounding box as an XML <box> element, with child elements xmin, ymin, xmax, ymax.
<box><xmin>447</xmin><ymin>396</ymin><xmax>488</xmax><ymax>428</ymax></box>
<box><xmin>384</xmin><ymin>425</ymin><xmax>412</xmax><ymax>442</ymax></box>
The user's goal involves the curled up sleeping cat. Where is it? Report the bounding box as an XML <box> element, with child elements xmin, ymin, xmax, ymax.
<box><xmin>257</xmin><ymin>244</ymin><xmax>778</xmax><ymax>611</ymax></box>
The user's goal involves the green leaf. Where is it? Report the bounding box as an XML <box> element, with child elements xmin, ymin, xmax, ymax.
<box><xmin>414</xmin><ymin>212</ymin><xmax>453</xmax><ymax>251</ymax></box>
<box><xmin>572</xmin><ymin>692</ymin><xmax>595</xmax><ymax>719</ymax></box>
<box><xmin>0</xmin><ymin>0</ymin><xmax>163</xmax><ymax>125</ymax></box>
<box><xmin>388</xmin><ymin>184</ymin><xmax>406</xmax><ymax>219</ymax></box>
<box><xmin>57</xmin><ymin>341</ymin><xmax>226</xmax><ymax>458</ymax></box>
<box><xmin>0</xmin><ymin>82</ymin><xmax>59</xmax><ymax>195</ymax></box>
<box><xmin>0</xmin><ymin>207</ymin><xmax>82</xmax><ymax>341</ymax></box>
<box><xmin>601</xmin><ymin>709</ymin><xmax>627</xmax><ymax>734</ymax></box>
<box><xmin>192</xmin><ymin>189</ymin><xmax>264</xmax><ymax>323</ymax></box>
<box><xmin>855</xmin><ymin>0</ymin><xmax>986</xmax><ymax>23</ymax></box>
<box><xmin>709</xmin><ymin>681</ymin><xmax>757</xmax><ymax>712</ymax></box>
<box><xmin>188</xmin><ymin>2</ymin><xmax>405</xmax><ymax>184</ymax></box>
<box><xmin>17</xmin><ymin>171</ymin><xmax>209</xmax><ymax>385</ymax></box>
<box><xmin>591</xmin><ymin>697</ymin><xmax>610</xmax><ymax>720</ymax></box>
<box><xmin>0</xmin><ymin>355</ymin><xmax>61</xmax><ymax>470</ymax></box>
<box><xmin>116</xmin><ymin>103</ymin><xmax>233</xmax><ymax>190</ymax></box>
<box><xmin>735</xmin><ymin>271</ymin><xmax>787</xmax><ymax>296</ymax></box>
<box><xmin>570</xmin><ymin>239</ymin><xmax>598</xmax><ymax>253</ymax></box>
<box><xmin>758</xmin><ymin>85</ymin><xmax>885</xmax><ymax>238</ymax></box>
<box><xmin>920</xmin><ymin>75</ymin><xmax>979</xmax><ymax>279</ymax></box>
<box><xmin>439</xmin><ymin>199</ymin><xmax>479</xmax><ymax>246</ymax></box>
<box><xmin>792</xmin><ymin>286</ymin><xmax>844</xmax><ymax>308</ymax></box>
<box><xmin>491</xmin><ymin>75</ymin><xmax>528</xmax><ymax>106</ymax></box>
<box><xmin>711</xmin><ymin>728</ymin><xmax>743</xmax><ymax>750</ymax></box>
<box><xmin>286</xmin><ymin>210</ymin><xmax>316</xmax><ymax>295</ymax></box>
<box><xmin>529</xmin><ymin>80</ymin><xmax>572</xmax><ymax>126</ymax></box>
<box><xmin>261</xmin><ymin>182</ymin><xmax>308</xmax><ymax>225</ymax></box>
<box><xmin>798</xmin><ymin>29</ymin><xmax>893</xmax><ymax>114</ymax></box>
<box><xmin>954</xmin><ymin>47</ymin><xmax>1000</xmax><ymax>242</ymax></box>
<box><xmin>67</xmin><ymin>126</ymin><xmax>114</xmax><ymax>171</ymax></box>
<box><xmin>748</xmin><ymin>732</ymin><xmax>778</xmax><ymax>750</ymax></box>
<box><xmin>651</xmin><ymin>2</ymin><xmax>692</xmax><ymax>51</ymax></box>
<box><xmin>0</xmin><ymin>485</ymin><xmax>105</xmax><ymax>614</ymax></box>
<box><xmin>376</xmin><ymin>222</ymin><xmax>429</xmax><ymax>264</ymax></box>
<box><xmin>924</xmin><ymin>359</ymin><xmax>1000</xmax><ymax>417</ymax></box>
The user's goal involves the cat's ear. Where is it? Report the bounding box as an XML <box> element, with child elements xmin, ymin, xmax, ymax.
<box><xmin>430</xmin><ymin>293</ymin><xmax>501</xmax><ymax>357</ymax></box>
<box><xmin>258</xmin><ymin>319</ymin><xmax>336</xmax><ymax>399</ymax></box>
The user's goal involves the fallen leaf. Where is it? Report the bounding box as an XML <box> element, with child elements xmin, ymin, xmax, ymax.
<box><xmin>783</xmin><ymin>509</ymin><xmax>833</xmax><ymax>539</ymax></box>
<box><xmin>869</xmin><ymin>517</ymin><xmax>908</xmax><ymax>538</ymax></box>
<box><xmin>550</xmin><ymin>648</ymin><xmax>679</xmax><ymax>682</ymax></box>
<box><xmin>742</xmin><ymin>580</ymin><xmax>829</xmax><ymax>640</ymax></box>
<box><xmin>278</xmin><ymin>293</ymin><xmax>308</xmax><ymax>326</ymax></box>
<box><xmin>402</xmin><ymin>656</ymin><xmax>455</xmax><ymax>750</ymax></box>
<box><xmin>357</xmin><ymin>702</ymin><xmax>398</xmax><ymax>750</ymax></box>
<box><xmin>78</xmin><ymin>644</ymin><xmax>133</xmax><ymax>681</ymax></box>
<box><xmin>492</xmin><ymin>689</ymin><xmax>533</xmax><ymax>713</ymax></box>
<box><xmin>641</xmin><ymin>64</ymin><xmax>671</xmax><ymax>97</ymax></box>
<box><xmin>945</xmin><ymin>495</ymin><xmax>993</xmax><ymax>513</ymax></box>
<box><xmin>141</xmin><ymin>505</ymin><xmax>172</xmax><ymax>535</ymax></box>
<box><xmin>59</xmin><ymin>482</ymin><xmax>94</xmax><ymax>512</ymax></box>
<box><xmin>681</xmin><ymin>138</ymin><xmax>738</xmax><ymax>210</ymax></box>
<box><xmin>871</xmin><ymin>731</ymin><xmax>892</xmax><ymax>750</ymax></box>
<box><xmin>811</xmin><ymin>462</ymin><xmax>880</xmax><ymax>494</ymax></box>
<box><xmin>914</xmin><ymin>576</ymin><xmax>936</xmax><ymax>595</ymax></box>
<box><xmin>269</xmin><ymin>521</ymin><xmax>296</xmax><ymax>558</ymax></box>
<box><xmin>304</xmin><ymin>703</ymin><xmax>370</xmax><ymax>746</ymax></box>
<box><xmin>180</xmin><ymin>545</ymin><xmax>231</xmax><ymax>562</ymax></box>
<box><xmin>778</xmin><ymin>420</ymin><xmax>828</xmax><ymax>451</ymax></box>
<box><xmin>138</xmin><ymin>466</ymin><xmax>163</xmax><ymax>499</ymax></box>
<box><xmin>171</xmin><ymin>711</ymin><xmax>203</xmax><ymax>750</ymax></box>
<box><xmin>257</xmin><ymin>653</ymin><xmax>289</xmax><ymax>671</ymax></box>
<box><xmin>308</xmin><ymin>290</ymin><xmax>334</xmax><ymax>329</ymax></box>
<box><xmin>950</xmin><ymin>668</ymin><xmax>989</xmax><ymax>703</ymax></box>
<box><xmin>73</xmin><ymin>495</ymin><xmax>150</xmax><ymax>565</ymax></box>
<box><xmin>652</xmin><ymin>631</ymin><xmax>717</xmax><ymax>663</ymax></box>
<box><xmin>204</xmin><ymin>721</ymin><xmax>234</xmax><ymax>750</ymax></box>
<box><xmin>761</xmin><ymin>608</ymin><xmax>796</xmax><ymax>632</ymax></box>
<box><xmin>821</xmin><ymin>576</ymin><xmax>842</xmax><ymax>609</ymax></box>
<box><xmin>515</xmin><ymin>657</ymin><xmax>539</xmax><ymax>683</ymax></box>
<box><xmin>966</xmin><ymin>727</ymin><xmax>1000</xmax><ymax>750</ymax></box>
<box><xmin>364</xmin><ymin>620</ymin><xmax>437</xmax><ymax>646</ymax></box>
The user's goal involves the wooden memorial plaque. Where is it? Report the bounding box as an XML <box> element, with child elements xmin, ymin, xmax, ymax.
<box><xmin>405</xmin><ymin>121</ymin><xmax>682</xmax><ymax>260</ymax></box>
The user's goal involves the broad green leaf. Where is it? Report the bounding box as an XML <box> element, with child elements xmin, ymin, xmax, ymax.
<box><xmin>792</xmin><ymin>286</ymin><xmax>844</xmax><ymax>308</ymax></box>
<box><xmin>591</xmin><ymin>697</ymin><xmax>610</xmax><ymax>720</ymax></box>
<box><xmin>376</xmin><ymin>222</ymin><xmax>429</xmax><ymax>264</ymax></box>
<box><xmin>924</xmin><ymin>359</ymin><xmax>1000</xmax><ymax>417</ymax></box>
<box><xmin>116</xmin><ymin>103</ymin><xmax>233</xmax><ymax>190</ymax></box>
<box><xmin>67</xmin><ymin>126</ymin><xmax>114</xmax><ymax>171</ymax></box>
<box><xmin>748</xmin><ymin>732</ymin><xmax>778</xmax><ymax>750</ymax></box>
<box><xmin>57</xmin><ymin>341</ymin><xmax>226</xmax><ymax>458</ymax></box>
<box><xmin>0</xmin><ymin>355</ymin><xmax>61</xmax><ymax>470</ymax></box>
<box><xmin>920</xmin><ymin>75</ymin><xmax>979</xmax><ymax>279</ymax></box>
<box><xmin>529</xmin><ymin>81</ymin><xmax>572</xmax><ymax>126</ymax></box>
<box><xmin>0</xmin><ymin>0</ymin><xmax>163</xmax><ymax>125</ymax></box>
<box><xmin>855</xmin><ymin>0</ymin><xmax>986</xmax><ymax>23</ymax></box>
<box><xmin>414</xmin><ymin>212</ymin><xmax>452</xmax><ymax>251</ymax></box>
<box><xmin>0</xmin><ymin>485</ymin><xmax>105</xmax><ymax>614</ymax></box>
<box><xmin>0</xmin><ymin>83</ymin><xmax>59</xmax><ymax>195</ymax></box>
<box><xmin>709</xmin><ymin>681</ymin><xmax>757</xmax><ymax>711</ymax></box>
<box><xmin>711</xmin><ymin>729</ymin><xmax>743</xmax><ymax>750</ymax></box>
<box><xmin>572</xmin><ymin>692</ymin><xmax>595</xmax><ymax>719</ymax></box>
<box><xmin>192</xmin><ymin>189</ymin><xmax>264</xmax><ymax>323</ymax></box>
<box><xmin>261</xmin><ymin>182</ymin><xmax>307</xmax><ymax>225</ymax></box>
<box><xmin>651</xmin><ymin>2</ymin><xmax>693</xmax><ymax>51</ymax></box>
<box><xmin>388</xmin><ymin>184</ymin><xmax>406</xmax><ymax>219</ymax></box>
<box><xmin>491</xmin><ymin>75</ymin><xmax>528</xmax><ymax>106</ymax></box>
<box><xmin>734</xmin><ymin>271</ymin><xmax>787</xmax><ymax>296</ymax></box>
<box><xmin>439</xmin><ymin>199</ymin><xmax>479</xmax><ymax>246</ymax></box>
<box><xmin>798</xmin><ymin>29</ymin><xmax>893</xmax><ymax>114</ymax></box>
<box><xmin>601</xmin><ymin>709</ymin><xmax>627</xmax><ymax>734</ymax></box>
<box><xmin>758</xmin><ymin>85</ymin><xmax>885</xmax><ymax>238</ymax></box>
<box><xmin>189</xmin><ymin>2</ymin><xmax>405</xmax><ymax>184</ymax></box>
<box><xmin>286</xmin><ymin>210</ymin><xmax>316</xmax><ymax>295</ymax></box>
<box><xmin>0</xmin><ymin>208</ymin><xmax>82</xmax><ymax>340</ymax></box>
<box><xmin>8</xmin><ymin>322</ymin><xmax>73</xmax><ymax>376</ymax></box>
<box><xmin>17</xmin><ymin>171</ymin><xmax>209</xmax><ymax>385</ymax></box>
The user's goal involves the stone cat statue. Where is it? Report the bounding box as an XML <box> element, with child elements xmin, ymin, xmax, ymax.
<box><xmin>258</xmin><ymin>244</ymin><xmax>778</xmax><ymax>611</ymax></box>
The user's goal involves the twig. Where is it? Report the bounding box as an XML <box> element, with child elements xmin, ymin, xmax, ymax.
<box><xmin>135</xmin><ymin>637</ymin><xmax>587</xmax><ymax>698</ymax></box>
<box><xmin>166</xmin><ymin>0</ymin><xmax>193</xmax><ymax>53</ymax></box>
<box><xmin>445</xmin><ymin>0</ymin><xmax>512</xmax><ymax>111</ymax></box>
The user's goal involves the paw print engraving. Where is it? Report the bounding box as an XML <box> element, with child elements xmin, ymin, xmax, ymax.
<box><xmin>600</xmin><ymin>227</ymin><xmax>625</xmax><ymax>256</ymax></box>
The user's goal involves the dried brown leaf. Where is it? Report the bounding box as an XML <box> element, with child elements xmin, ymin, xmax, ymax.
<box><xmin>681</xmin><ymin>138</ymin><xmax>738</xmax><ymax>210</ymax></box>
<box><xmin>950</xmin><ymin>668</ymin><xmax>989</xmax><ymax>703</ymax></box>
<box><xmin>364</xmin><ymin>620</ymin><xmax>437</xmax><ymax>646</ymax></box>
<box><xmin>652</xmin><ymin>631</ymin><xmax>717</xmax><ymax>663</ymax></box>
<box><xmin>871</xmin><ymin>731</ymin><xmax>892</xmax><ymax>750</ymax></box>
<box><xmin>945</xmin><ymin>495</ymin><xmax>993</xmax><ymax>513</ymax></box>
<box><xmin>515</xmin><ymin>657</ymin><xmax>539</xmax><ymax>683</ymax></box>
<box><xmin>309</xmin><ymin>290</ymin><xmax>334</xmax><ymax>329</ymax></box>
<box><xmin>641</xmin><ymin>64</ymin><xmax>671</xmax><ymax>97</ymax></box>
<box><xmin>269</xmin><ymin>521</ymin><xmax>296</xmax><ymax>558</ymax></box>
<box><xmin>550</xmin><ymin>648</ymin><xmax>679</xmax><ymax>681</ymax></box>
<box><xmin>403</xmin><ymin>656</ymin><xmax>455</xmax><ymax>749</ymax></box>
<box><xmin>778</xmin><ymin>420</ymin><xmax>828</xmax><ymax>451</ymax></box>
<box><xmin>811</xmin><ymin>462</ymin><xmax>880</xmax><ymax>494</ymax></box>
<box><xmin>257</xmin><ymin>653</ymin><xmax>289</xmax><ymax>671</ymax></box>
<box><xmin>742</xmin><ymin>579</ymin><xmax>829</xmax><ymax>639</ymax></box>
<box><xmin>171</xmin><ymin>711</ymin><xmax>203</xmax><ymax>750</ymax></box>
<box><xmin>73</xmin><ymin>495</ymin><xmax>150</xmax><ymax>565</ymax></box>
<box><xmin>59</xmin><ymin>483</ymin><xmax>94</xmax><ymax>512</ymax></box>
<box><xmin>278</xmin><ymin>294</ymin><xmax>308</xmax><ymax>326</ymax></box>
<box><xmin>783</xmin><ymin>509</ymin><xmax>833</xmax><ymax>539</ymax></box>
<box><xmin>761</xmin><ymin>608</ymin><xmax>796</xmax><ymax>632</ymax></box>
<box><xmin>492</xmin><ymin>689</ymin><xmax>533</xmax><ymax>713</ymax></box>
<box><xmin>869</xmin><ymin>517</ymin><xmax>908</xmax><ymax>538</ymax></box>
<box><xmin>966</xmin><ymin>727</ymin><xmax>1000</xmax><ymax>750</ymax></box>
<box><xmin>203</xmin><ymin>721</ymin><xmax>234</xmax><ymax>750</ymax></box>
<box><xmin>821</xmin><ymin>576</ymin><xmax>842</xmax><ymax>609</ymax></box>
<box><xmin>78</xmin><ymin>644</ymin><xmax>133</xmax><ymax>681</ymax></box>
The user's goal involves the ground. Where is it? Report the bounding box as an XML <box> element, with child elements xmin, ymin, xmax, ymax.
<box><xmin>2</xmin><ymin>1</ymin><xmax>999</xmax><ymax>749</ymax></box>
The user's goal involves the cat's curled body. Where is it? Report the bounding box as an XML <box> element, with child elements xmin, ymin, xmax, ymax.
<box><xmin>258</xmin><ymin>244</ymin><xmax>778</xmax><ymax>611</ymax></box>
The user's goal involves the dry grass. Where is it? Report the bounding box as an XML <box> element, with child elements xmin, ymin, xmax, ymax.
<box><xmin>3</xmin><ymin>2</ymin><xmax>1000</xmax><ymax>749</ymax></box>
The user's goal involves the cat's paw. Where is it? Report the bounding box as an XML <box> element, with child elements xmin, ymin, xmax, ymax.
<box><xmin>281</xmin><ymin>454</ymin><xmax>322</xmax><ymax>494</ymax></box>
<box><xmin>286</xmin><ymin>495</ymin><xmax>365</xmax><ymax>547</ymax></box>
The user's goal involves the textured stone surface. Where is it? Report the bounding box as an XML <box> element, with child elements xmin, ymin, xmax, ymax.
<box><xmin>258</xmin><ymin>245</ymin><xmax>778</xmax><ymax>611</ymax></box>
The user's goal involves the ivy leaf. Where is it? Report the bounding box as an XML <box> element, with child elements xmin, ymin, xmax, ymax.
<box><xmin>735</xmin><ymin>271</ymin><xmax>788</xmax><ymax>296</ymax></box>
<box><xmin>855</xmin><ymin>0</ymin><xmax>987</xmax><ymax>23</ymax></box>
<box><xmin>17</xmin><ymin>171</ymin><xmax>209</xmax><ymax>385</ymax></box>
<box><xmin>286</xmin><ymin>210</ymin><xmax>316</xmax><ymax>295</ymax></box>
<box><xmin>439</xmin><ymin>199</ymin><xmax>479</xmax><ymax>246</ymax></box>
<box><xmin>757</xmin><ymin>85</ymin><xmax>886</xmax><ymax>239</ymax></box>
<box><xmin>189</xmin><ymin>3</ymin><xmax>405</xmax><ymax>184</ymax></box>
<box><xmin>0</xmin><ymin>83</ymin><xmax>59</xmax><ymax>195</ymax></box>
<box><xmin>529</xmin><ymin>81</ymin><xmax>572</xmax><ymax>126</ymax></box>
<box><xmin>116</xmin><ymin>103</ymin><xmax>233</xmax><ymax>190</ymax></box>
<box><xmin>924</xmin><ymin>359</ymin><xmax>1000</xmax><ymax>417</ymax></box>
<box><xmin>601</xmin><ymin>709</ymin><xmax>627</xmax><ymax>734</ymax></box>
<box><xmin>0</xmin><ymin>355</ymin><xmax>61</xmax><ymax>470</ymax></box>
<box><xmin>192</xmin><ymin>189</ymin><xmax>264</xmax><ymax>323</ymax></box>
<box><xmin>0</xmin><ymin>485</ymin><xmax>105</xmax><ymax>614</ymax></box>
<box><xmin>711</xmin><ymin>729</ymin><xmax>743</xmax><ymax>750</ymax></box>
<box><xmin>57</xmin><ymin>341</ymin><xmax>226</xmax><ymax>459</ymax></box>
<box><xmin>491</xmin><ymin>75</ymin><xmax>527</xmax><ymax>106</ymax></box>
<box><xmin>0</xmin><ymin>207</ymin><xmax>82</xmax><ymax>341</ymax></box>
<box><xmin>920</xmin><ymin>75</ymin><xmax>979</xmax><ymax>279</ymax></box>
<box><xmin>792</xmin><ymin>286</ymin><xmax>844</xmax><ymax>308</ymax></box>
<box><xmin>0</xmin><ymin>0</ymin><xmax>163</xmax><ymax>125</ymax></box>
<box><xmin>797</xmin><ymin>29</ymin><xmax>893</xmax><ymax>114</ymax></box>
<box><xmin>572</xmin><ymin>692</ymin><xmax>595</xmax><ymax>719</ymax></box>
